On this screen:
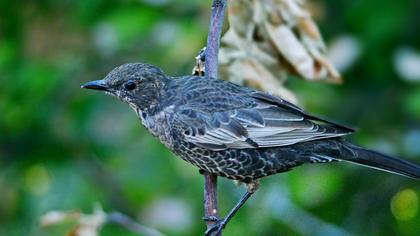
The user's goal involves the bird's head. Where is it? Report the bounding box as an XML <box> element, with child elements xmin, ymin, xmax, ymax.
<box><xmin>82</xmin><ymin>63</ymin><xmax>168</xmax><ymax>112</ymax></box>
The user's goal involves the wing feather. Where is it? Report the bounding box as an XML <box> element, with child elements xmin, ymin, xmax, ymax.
<box><xmin>176</xmin><ymin>91</ymin><xmax>354</xmax><ymax>151</ymax></box>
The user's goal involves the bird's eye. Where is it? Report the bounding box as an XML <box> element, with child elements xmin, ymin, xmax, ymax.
<box><xmin>124</xmin><ymin>81</ymin><xmax>136</xmax><ymax>90</ymax></box>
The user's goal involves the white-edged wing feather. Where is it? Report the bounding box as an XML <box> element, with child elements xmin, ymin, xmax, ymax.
<box><xmin>176</xmin><ymin>91</ymin><xmax>353</xmax><ymax>151</ymax></box>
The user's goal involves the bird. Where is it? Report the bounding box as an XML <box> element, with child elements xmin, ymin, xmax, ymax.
<box><xmin>82</xmin><ymin>62</ymin><xmax>420</xmax><ymax>235</ymax></box>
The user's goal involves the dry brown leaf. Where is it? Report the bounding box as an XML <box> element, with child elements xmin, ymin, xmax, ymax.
<box><xmin>40</xmin><ymin>204</ymin><xmax>165</xmax><ymax>236</ymax></box>
<box><xmin>219</xmin><ymin>0</ymin><xmax>341</xmax><ymax>102</ymax></box>
<box><xmin>265</xmin><ymin>22</ymin><xmax>318</xmax><ymax>79</ymax></box>
<box><xmin>223</xmin><ymin>59</ymin><xmax>297</xmax><ymax>103</ymax></box>
<box><xmin>40</xmin><ymin>205</ymin><xmax>106</xmax><ymax>236</ymax></box>
<box><xmin>40</xmin><ymin>211</ymin><xmax>81</xmax><ymax>227</ymax></box>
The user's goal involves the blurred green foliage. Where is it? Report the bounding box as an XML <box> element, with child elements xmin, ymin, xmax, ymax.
<box><xmin>1</xmin><ymin>0</ymin><xmax>420</xmax><ymax>235</ymax></box>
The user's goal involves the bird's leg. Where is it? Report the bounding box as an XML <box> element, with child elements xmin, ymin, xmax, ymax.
<box><xmin>204</xmin><ymin>181</ymin><xmax>259</xmax><ymax>236</ymax></box>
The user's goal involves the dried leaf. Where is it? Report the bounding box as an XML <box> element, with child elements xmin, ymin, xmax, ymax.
<box><xmin>40</xmin><ymin>205</ymin><xmax>106</xmax><ymax>236</ymax></box>
<box><xmin>225</xmin><ymin>59</ymin><xmax>297</xmax><ymax>103</ymax></box>
<box><xmin>219</xmin><ymin>0</ymin><xmax>341</xmax><ymax>102</ymax></box>
<box><xmin>265</xmin><ymin>22</ymin><xmax>318</xmax><ymax>79</ymax></box>
<box><xmin>40</xmin><ymin>204</ymin><xmax>165</xmax><ymax>236</ymax></box>
<box><xmin>40</xmin><ymin>211</ymin><xmax>80</xmax><ymax>227</ymax></box>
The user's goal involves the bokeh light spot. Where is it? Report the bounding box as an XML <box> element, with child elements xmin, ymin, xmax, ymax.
<box><xmin>24</xmin><ymin>164</ymin><xmax>51</xmax><ymax>196</ymax></box>
<box><xmin>390</xmin><ymin>189</ymin><xmax>419</xmax><ymax>221</ymax></box>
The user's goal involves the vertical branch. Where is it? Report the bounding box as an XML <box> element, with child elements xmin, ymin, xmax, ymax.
<box><xmin>205</xmin><ymin>0</ymin><xmax>227</xmax><ymax>79</ymax></box>
<box><xmin>204</xmin><ymin>173</ymin><xmax>219</xmax><ymax>228</ymax></box>
<box><xmin>203</xmin><ymin>0</ymin><xmax>227</xmax><ymax>234</ymax></box>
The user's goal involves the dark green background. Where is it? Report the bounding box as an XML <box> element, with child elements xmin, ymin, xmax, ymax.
<box><xmin>1</xmin><ymin>0</ymin><xmax>420</xmax><ymax>235</ymax></box>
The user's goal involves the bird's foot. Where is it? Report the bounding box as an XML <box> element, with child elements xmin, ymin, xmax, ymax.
<box><xmin>193</xmin><ymin>47</ymin><xmax>206</xmax><ymax>76</ymax></box>
<box><xmin>204</xmin><ymin>218</ymin><xmax>227</xmax><ymax>236</ymax></box>
<box><xmin>202</xmin><ymin>215</ymin><xmax>220</xmax><ymax>222</ymax></box>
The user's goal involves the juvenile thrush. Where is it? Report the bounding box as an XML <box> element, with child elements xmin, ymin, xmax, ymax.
<box><xmin>82</xmin><ymin>63</ymin><xmax>420</xmax><ymax>235</ymax></box>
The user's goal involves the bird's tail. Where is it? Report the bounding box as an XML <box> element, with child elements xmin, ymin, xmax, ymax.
<box><xmin>334</xmin><ymin>141</ymin><xmax>420</xmax><ymax>179</ymax></box>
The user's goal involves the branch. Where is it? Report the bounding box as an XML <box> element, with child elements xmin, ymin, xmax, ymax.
<box><xmin>107</xmin><ymin>211</ymin><xmax>165</xmax><ymax>236</ymax></box>
<box><xmin>203</xmin><ymin>173</ymin><xmax>219</xmax><ymax>229</ymax></box>
<box><xmin>205</xmin><ymin>0</ymin><xmax>227</xmax><ymax>79</ymax></box>
<box><xmin>203</xmin><ymin>0</ymin><xmax>227</xmax><ymax>235</ymax></box>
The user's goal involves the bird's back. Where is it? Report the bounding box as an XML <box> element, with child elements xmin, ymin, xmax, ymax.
<box><xmin>162</xmin><ymin>76</ymin><xmax>256</xmax><ymax>113</ymax></box>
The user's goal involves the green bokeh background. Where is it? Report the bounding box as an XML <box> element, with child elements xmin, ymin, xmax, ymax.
<box><xmin>1</xmin><ymin>0</ymin><xmax>420</xmax><ymax>235</ymax></box>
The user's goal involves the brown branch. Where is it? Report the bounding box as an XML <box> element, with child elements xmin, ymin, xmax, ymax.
<box><xmin>205</xmin><ymin>0</ymin><xmax>227</xmax><ymax>79</ymax></box>
<box><xmin>107</xmin><ymin>211</ymin><xmax>165</xmax><ymax>236</ymax></box>
<box><xmin>203</xmin><ymin>173</ymin><xmax>219</xmax><ymax>229</ymax></box>
<box><xmin>203</xmin><ymin>0</ymin><xmax>227</xmax><ymax>235</ymax></box>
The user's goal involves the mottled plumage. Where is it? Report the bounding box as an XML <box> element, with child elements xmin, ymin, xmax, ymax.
<box><xmin>82</xmin><ymin>63</ymin><xmax>420</xmax><ymax>181</ymax></box>
<box><xmin>82</xmin><ymin>63</ymin><xmax>420</xmax><ymax>235</ymax></box>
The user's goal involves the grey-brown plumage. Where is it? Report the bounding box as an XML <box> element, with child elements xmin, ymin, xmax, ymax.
<box><xmin>82</xmin><ymin>62</ymin><xmax>420</xmax><ymax>235</ymax></box>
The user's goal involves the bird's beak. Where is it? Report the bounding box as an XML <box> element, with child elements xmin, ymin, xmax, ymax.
<box><xmin>81</xmin><ymin>80</ymin><xmax>109</xmax><ymax>91</ymax></box>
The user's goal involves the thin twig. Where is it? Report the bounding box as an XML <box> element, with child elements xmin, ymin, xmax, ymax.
<box><xmin>203</xmin><ymin>0</ymin><xmax>227</xmax><ymax>235</ymax></box>
<box><xmin>107</xmin><ymin>211</ymin><xmax>166</xmax><ymax>236</ymax></box>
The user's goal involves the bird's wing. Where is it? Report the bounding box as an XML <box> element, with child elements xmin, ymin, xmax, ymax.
<box><xmin>175</xmin><ymin>91</ymin><xmax>354</xmax><ymax>151</ymax></box>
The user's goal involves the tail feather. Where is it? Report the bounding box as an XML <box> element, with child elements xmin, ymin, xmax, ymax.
<box><xmin>338</xmin><ymin>141</ymin><xmax>420</xmax><ymax>180</ymax></box>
